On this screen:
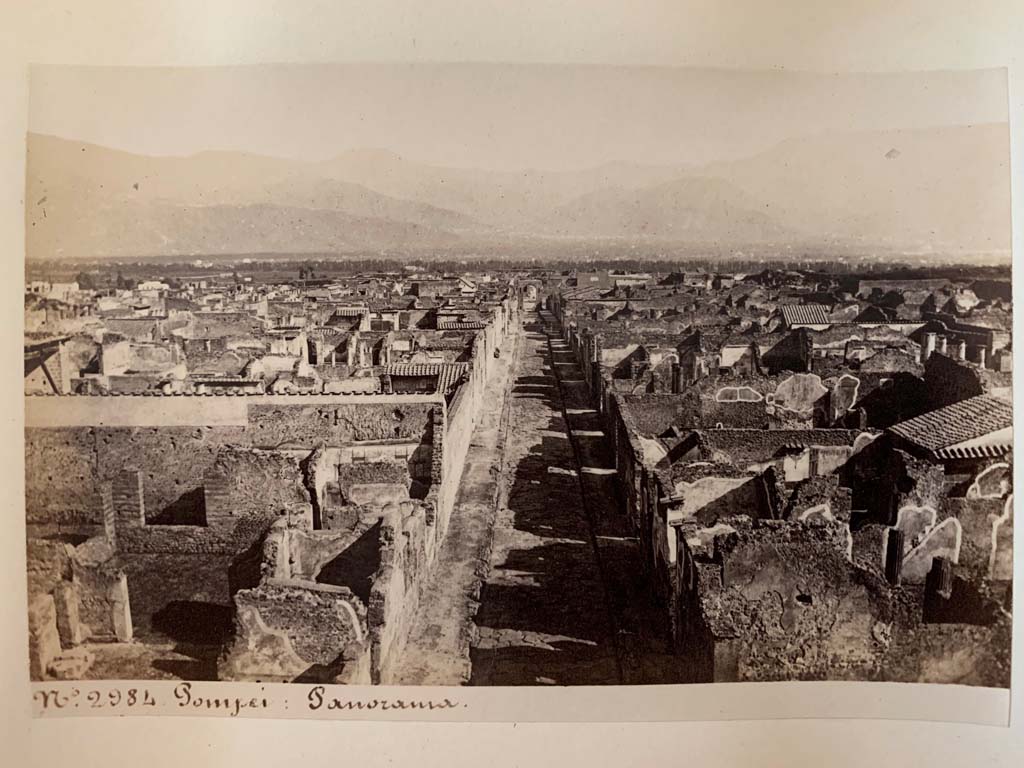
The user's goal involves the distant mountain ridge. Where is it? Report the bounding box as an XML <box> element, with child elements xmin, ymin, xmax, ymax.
<box><xmin>26</xmin><ymin>124</ymin><xmax>1010</xmax><ymax>259</ymax></box>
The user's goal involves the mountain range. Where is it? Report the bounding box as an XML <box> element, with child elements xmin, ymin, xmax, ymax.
<box><xmin>25</xmin><ymin>123</ymin><xmax>1011</xmax><ymax>259</ymax></box>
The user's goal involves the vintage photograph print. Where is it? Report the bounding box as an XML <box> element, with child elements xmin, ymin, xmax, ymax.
<box><xmin>24</xmin><ymin>64</ymin><xmax>1012</xmax><ymax>696</ymax></box>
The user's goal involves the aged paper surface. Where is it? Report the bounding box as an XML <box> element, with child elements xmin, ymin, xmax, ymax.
<box><xmin>2</xmin><ymin>1</ymin><xmax>1023</xmax><ymax>767</ymax></box>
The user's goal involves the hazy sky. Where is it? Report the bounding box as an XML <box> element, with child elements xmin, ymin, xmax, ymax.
<box><xmin>29</xmin><ymin>63</ymin><xmax>1008</xmax><ymax>171</ymax></box>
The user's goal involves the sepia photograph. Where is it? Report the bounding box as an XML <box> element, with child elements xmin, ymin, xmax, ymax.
<box><xmin>23</xmin><ymin>61</ymin><xmax>1013</xmax><ymax>697</ymax></box>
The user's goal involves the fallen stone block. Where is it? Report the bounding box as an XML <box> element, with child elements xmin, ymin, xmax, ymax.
<box><xmin>47</xmin><ymin>647</ymin><xmax>95</xmax><ymax>680</ymax></box>
<box><xmin>28</xmin><ymin>593</ymin><xmax>62</xmax><ymax>680</ymax></box>
<box><xmin>53</xmin><ymin>582</ymin><xmax>84</xmax><ymax>647</ymax></box>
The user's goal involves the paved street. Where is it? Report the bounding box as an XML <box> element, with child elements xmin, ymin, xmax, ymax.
<box><xmin>469</xmin><ymin>311</ymin><xmax>682</xmax><ymax>685</ymax></box>
<box><xmin>390</xmin><ymin>309</ymin><xmax>682</xmax><ymax>686</ymax></box>
<box><xmin>388</xmin><ymin>326</ymin><xmax>521</xmax><ymax>684</ymax></box>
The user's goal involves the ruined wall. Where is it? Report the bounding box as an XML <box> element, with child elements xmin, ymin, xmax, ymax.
<box><xmin>186</xmin><ymin>312</ymin><xmax>265</xmax><ymax>339</ymax></box>
<box><xmin>817</xmin><ymin>367</ymin><xmax>928</xmax><ymax>429</ymax></box>
<box><xmin>26</xmin><ymin>301</ymin><xmax>513</xmax><ymax>683</ymax></box>
<box><xmin>842</xmin><ymin>439</ymin><xmax>945</xmax><ymax>526</ymax></box>
<box><xmin>98</xmin><ymin>426</ymin><xmax>247</xmax><ymax>521</ymax></box>
<box><xmin>680</xmin><ymin>519</ymin><xmax>893</xmax><ymax>682</ymax></box>
<box><xmin>246</xmin><ymin>402</ymin><xmax>433</xmax><ymax>446</ymax></box>
<box><xmin>99</xmin><ymin>446</ymin><xmax>314</xmax><ymax>636</ymax></box>
<box><xmin>783</xmin><ymin>475</ymin><xmax>852</xmax><ymax>523</ymax></box>
<box><xmin>617</xmin><ymin>393</ymin><xmax>700</xmax><ymax>436</ymax></box>
<box><xmin>700</xmin><ymin>398</ymin><xmax>770</xmax><ymax>429</ymax></box>
<box><xmin>334</xmin><ymin>461</ymin><xmax>410</xmax><ymax>502</ymax></box>
<box><xmin>223</xmin><ymin>580</ymin><xmax>370</xmax><ymax>683</ymax></box>
<box><xmin>71</xmin><ymin>544</ymin><xmax>132</xmax><ymax>644</ymax></box>
<box><xmin>25</xmin><ymin>428</ymin><xmax>100</xmax><ymax>534</ymax></box>
<box><xmin>25</xmin><ymin>533</ymin><xmax>132</xmax><ymax>679</ymax></box>
<box><xmin>369</xmin><ymin>504</ymin><xmax>437</xmax><ymax>683</ymax></box>
<box><xmin>940</xmin><ymin>495</ymin><xmax>1012</xmax><ymax>585</ymax></box>
<box><xmin>25</xmin><ymin>396</ymin><xmax>438</xmax><ymax>532</ymax></box>
<box><xmin>202</xmin><ymin>447</ymin><xmax>313</xmax><ymax>523</ymax></box>
<box><xmin>879</xmin><ymin>617</ymin><xmax>1011</xmax><ymax>687</ymax></box>
<box><xmin>103</xmin><ymin>318</ymin><xmax>163</xmax><ymax>342</ymax></box>
<box><xmin>183</xmin><ymin>337</ymin><xmax>255</xmax><ymax>375</ymax></box>
<box><xmin>691</xmin><ymin>429</ymin><xmax>860</xmax><ymax>471</ymax></box>
<box><xmin>676</xmin><ymin>515</ymin><xmax>1010</xmax><ymax>686</ymax></box>
<box><xmin>924</xmin><ymin>352</ymin><xmax>986</xmax><ymax>409</ymax></box>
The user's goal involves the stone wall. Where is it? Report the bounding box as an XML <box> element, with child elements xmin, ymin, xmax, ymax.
<box><xmin>25</xmin><ymin>428</ymin><xmax>101</xmax><ymax>534</ymax></box>
<box><xmin>674</xmin><ymin>514</ymin><xmax>1010</xmax><ymax>686</ymax></box>
<box><xmin>25</xmin><ymin>295</ymin><xmax>517</xmax><ymax>683</ymax></box>
<box><xmin>676</xmin><ymin>519</ymin><xmax>893</xmax><ymax>682</ymax></box>
<box><xmin>99</xmin><ymin>448</ymin><xmax>313</xmax><ymax>636</ymax></box>
<box><xmin>879</xmin><ymin>609</ymin><xmax>1011</xmax><ymax>687</ymax></box>
<box><xmin>783</xmin><ymin>475</ymin><xmax>852</xmax><ymax>523</ymax></box>
<box><xmin>25</xmin><ymin>534</ymin><xmax>132</xmax><ymax>680</ymax></box>
<box><xmin>924</xmin><ymin>352</ymin><xmax>986</xmax><ymax>409</ymax></box>
<box><xmin>368</xmin><ymin>510</ymin><xmax>422</xmax><ymax>682</ymax></box>
<box><xmin>246</xmin><ymin>402</ymin><xmax>433</xmax><ymax>445</ymax></box>
<box><xmin>940</xmin><ymin>495</ymin><xmax>1013</xmax><ymax>585</ymax></box>
<box><xmin>71</xmin><ymin>542</ymin><xmax>132</xmax><ymax>643</ymax></box>
<box><xmin>842</xmin><ymin>438</ymin><xmax>946</xmax><ymax>526</ymax></box>
<box><xmin>222</xmin><ymin>579</ymin><xmax>370</xmax><ymax>684</ymax></box>
<box><xmin>25</xmin><ymin>396</ymin><xmax>438</xmax><ymax>532</ymax></box>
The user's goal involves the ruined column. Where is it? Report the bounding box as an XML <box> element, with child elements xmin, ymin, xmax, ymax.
<box><xmin>977</xmin><ymin>347</ymin><xmax>987</xmax><ymax>368</ymax></box>
<box><xmin>922</xmin><ymin>332</ymin><xmax>937</xmax><ymax>361</ymax></box>
<box><xmin>937</xmin><ymin>336</ymin><xmax>948</xmax><ymax>355</ymax></box>
<box><xmin>955</xmin><ymin>340</ymin><xmax>967</xmax><ymax>361</ymax></box>
<box><xmin>927</xmin><ymin>556</ymin><xmax>954</xmax><ymax>600</ymax></box>
<box><xmin>28</xmin><ymin>594</ymin><xmax>62</xmax><ymax>680</ymax></box>
<box><xmin>53</xmin><ymin>582</ymin><xmax>84</xmax><ymax>647</ymax></box>
<box><xmin>884</xmin><ymin>527</ymin><xmax>905</xmax><ymax>586</ymax></box>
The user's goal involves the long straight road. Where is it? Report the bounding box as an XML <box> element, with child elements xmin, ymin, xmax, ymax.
<box><xmin>391</xmin><ymin>308</ymin><xmax>681</xmax><ymax>686</ymax></box>
<box><xmin>387</xmin><ymin>324</ymin><xmax>521</xmax><ymax>684</ymax></box>
<box><xmin>469</xmin><ymin>311</ymin><xmax>682</xmax><ymax>685</ymax></box>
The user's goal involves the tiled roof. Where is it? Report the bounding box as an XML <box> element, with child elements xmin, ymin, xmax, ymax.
<box><xmin>383</xmin><ymin>362</ymin><xmax>469</xmax><ymax>393</ymax></box>
<box><xmin>935</xmin><ymin>444</ymin><xmax>1010</xmax><ymax>460</ymax></box>
<box><xmin>889</xmin><ymin>394</ymin><xmax>1013</xmax><ymax>452</ymax></box>
<box><xmin>437</xmin><ymin>320</ymin><xmax>488</xmax><ymax>330</ymax></box>
<box><xmin>780</xmin><ymin>304</ymin><xmax>831</xmax><ymax>326</ymax></box>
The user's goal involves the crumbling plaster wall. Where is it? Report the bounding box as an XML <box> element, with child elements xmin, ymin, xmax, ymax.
<box><xmin>940</xmin><ymin>495</ymin><xmax>1012</xmax><ymax>585</ymax></box>
<box><xmin>679</xmin><ymin>519</ymin><xmax>894</xmax><ymax>682</ymax></box>
<box><xmin>25</xmin><ymin>429</ymin><xmax>102</xmax><ymax>535</ymax></box>
<box><xmin>26</xmin><ymin>298</ymin><xmax>516</xmax><ymax>684</ymax></box>
<box><xmin>223</xmin><ymin>580</ymin><xmax>370</xmax><ymax>684</ymax></box>
<box><xmin>842</xmin><ymin>439</ymin><xmax>945</xmax><ymax>526</ymax></box>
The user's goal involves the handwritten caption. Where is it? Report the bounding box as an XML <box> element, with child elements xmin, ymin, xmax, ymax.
<box><xmin>33</xmin><ymin>682</ymin><xmax>466</xmax><ymax>718</ymax></box>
